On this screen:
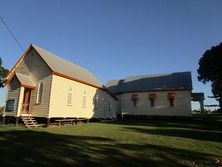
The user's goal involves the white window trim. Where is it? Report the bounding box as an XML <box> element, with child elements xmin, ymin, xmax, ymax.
<box><xmin>82</xmin><ymin>90</ymin><xmax>87</xmax><ymax>108</ymax></box>
<box><xmin>150</xmin><ymin>99</ymin><xmax>155</xmax><ymax>108</ymax></box>
<box><xmin>67</xmin><ymin>86</ymin><xmax>73</xmax><ymax>106</ymax></box>
<box><xmin>36</xmin><ymin>82</ymin><xmax>43</xmax><ymax>104</ymax></box>
<box><xmin>108</xmin><ymin>101</ymin><xmax>112</xmax><ymax>111</ymax></box>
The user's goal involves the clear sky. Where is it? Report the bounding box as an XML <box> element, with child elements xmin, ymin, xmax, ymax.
<box><xmin>0</xmin><ymin>0</ymin><xmax>222</xmax><ymax>109</ymax></box>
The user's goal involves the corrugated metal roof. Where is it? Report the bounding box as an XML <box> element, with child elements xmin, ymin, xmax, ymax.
<box><xmin>105</xmin><ymin>72</ymin><xmax>192</xmax><ymax>94</ymax></box>
<box><xmin>16</xmin><ymin>72</ymin><xmax>36</xmax><ymax>87</ymax></box>
<box><xmin>105</xmin><ymin>79</ymin><xmax>124</xmax><ymax>94</ymax></box>
<box><xmin>32</xmin><ymin>45</ymin><xmax>102</xmax><ymax>87</ymax></box>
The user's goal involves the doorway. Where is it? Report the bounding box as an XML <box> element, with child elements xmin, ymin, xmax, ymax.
<box><xmin>22</xmin><ymin>88</ymin><xmax>32</xmax><ymax>114</ymax></box>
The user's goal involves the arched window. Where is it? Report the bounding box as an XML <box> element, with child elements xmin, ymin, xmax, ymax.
<box><xmin>36</xmin><ymin>82</ymin><xmax>43</xmax><ymax>104</ymax></box>
<box><xmin>149</xmin><ymin>94</ymin><xmax>157</xmax><ymax>107</ymax></box>
<box><xmin>131</xmin><ymin>94</ymin><xmax>138</xmax><ymax>107</ymax></box>
<box><xmin>67</xmin><ymin>86</ymin><xmax>72</xmax><ymax>105</ymax></box>
<box><xmin>82</xmin><ymin>90</ymin><xmax>87</xmax><ymax>108</ymax></box>
<box><xmin>108</xmin><ymin>101</ymin><xmax>112</xmax><ymax>111</ymax></box>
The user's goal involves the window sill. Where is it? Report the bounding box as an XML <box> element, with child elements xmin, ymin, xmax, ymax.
<box><xmin>35</xmin><ymin>103</ymin><xmax>41</xmax><ymax>105</ymax></box>
<box><xmin>67</xmin><ymin>104</ymin><xmax>72</xmax><ymax>106</ymax></box>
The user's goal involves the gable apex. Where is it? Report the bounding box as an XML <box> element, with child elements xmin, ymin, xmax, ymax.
<box><xmin>7</xmin><ymin>44</ymin><xmax>102</xmax><ymax>88</ymax></box>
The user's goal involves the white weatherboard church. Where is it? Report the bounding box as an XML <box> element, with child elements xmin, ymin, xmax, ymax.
<box><xmin>3</xmin><ymin>44</ymin><xmax>193</xmax><ymax>125</ymax></box>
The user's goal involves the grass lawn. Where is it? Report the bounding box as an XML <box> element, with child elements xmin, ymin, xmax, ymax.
<box><xmin>0</xmin><ymin>116</ymin><xmax>222</xmax><ymax>167</ymax></box>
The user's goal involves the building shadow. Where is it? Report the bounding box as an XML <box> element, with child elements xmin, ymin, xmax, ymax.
<box><xmin>123</xmin><ymin>126</ymin><xmax>222</xmax><ymax>143</ymax></box>
<box><xmin>0</xmin><ymin>129</ymin><xmax>221</xmax><ymax>167</ymax></box>
<box><xmin>105</xmin><ymin>117</ymin><xmax>222</xmax><ymax>131</ymax></box>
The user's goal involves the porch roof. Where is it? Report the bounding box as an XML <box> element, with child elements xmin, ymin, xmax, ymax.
<box><xmin>16</xmin><ymin>73</ymin><xmax>36</xmax><ymax>88</ymax></box>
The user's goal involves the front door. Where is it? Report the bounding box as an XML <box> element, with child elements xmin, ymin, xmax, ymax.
<box><xmin>22</xmin><ymin>89</ymin><xmax>32</xmax><ymax>113</ymax></box>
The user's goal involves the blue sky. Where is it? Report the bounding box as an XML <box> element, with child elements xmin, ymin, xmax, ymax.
<box><xmin>0</xmin><ymin>0</ymin><xmax>222</xmax><ymax>109</ymax></box>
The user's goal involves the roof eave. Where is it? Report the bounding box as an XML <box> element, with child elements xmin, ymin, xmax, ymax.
<box><xmin>53</xmin><ymin>71</ymin><xmax>102</xmax><ymax>89</ymax></box>
<box><xmin>114</xmin><ymin>88</ymin><xmax>192</xmax><ymax>95</ymax></box>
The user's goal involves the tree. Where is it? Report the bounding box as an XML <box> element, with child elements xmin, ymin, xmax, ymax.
<box><xmin>197</xmin><ymin>43</ymin><xmax>222</xmax><ymax>110</ymax></box>
<box><xmin>0</xmin><ymin>57</ymin><xmax>9</xmax><ymax>87</ymax></box>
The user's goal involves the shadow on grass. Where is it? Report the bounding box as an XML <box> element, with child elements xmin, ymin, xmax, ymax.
<box><xmin>124</xmin><ymin>126</ymin><xmax>222</xmax><ymax>143</ymax></box>
<box><xmin>106</xmin><ymin>117</ymin><xmax>222</xmax><ymax>132</ymax></box>
<box><xmin>106</xmin><ymin>117</ymin><xmax>222</xmax><ymax>143</ymax></box>
<box><xmin>0</xmin><ymin>130</ymin><xmax>221</xmax><ymax>167</ymax></box>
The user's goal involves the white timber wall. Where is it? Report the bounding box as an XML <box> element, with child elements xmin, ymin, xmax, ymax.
<box><xmin>118</xmin><ymin>90</ymin><xmax>192</xmax><ymax>116</ymax></box>
<box><xmin>49</xmin><ymin>75</ymin><xmax>117</xmax><ymax>118</ymax></box>
<box><xmin>16</xmin><ymin>87</ymin><xmax>24</xmax><ymax>117</ymax></box>
<box><xmin>4</xmin><ymin>78</ymin><xmax>21</xmax><ymax>116</ymax></box>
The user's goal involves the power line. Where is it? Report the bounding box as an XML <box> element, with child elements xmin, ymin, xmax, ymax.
<box><xmin>0</xmin><ymin>16</ymin><xmax>24</xmax><ymax>51</ymax></box>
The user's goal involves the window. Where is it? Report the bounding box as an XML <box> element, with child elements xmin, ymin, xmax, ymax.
<box><xmin>149</xmin><ymin>94</ymin><xmax>156</xmax><ymax>107</ymax></box>
<box><xmin>6</xmin><ymin>99</ymin><xmax>16</xmax><ymax>112</ymax></box>
<box><xmin>169</xmin><ymin>98</ymin><xmax>175</xmax><ymax>107</ymax></box>
<box><xmin>94</xmin><ymin>93</ymin><xmax>99</xmax><ymax>109</ymax></box>
<box><xmin>150</xmin><ymin>99</ymin><xmax>155</xmax><ymax>107</ymax></box>
<box><xmin>108</xmin><ymin>101</ymin><xmax>112</xmax><ymax>111</ymax></box>
<box><xmin>36</xmin><ymin>82</ymin><xmax>43</xmax><ymax>104</ymax></box>
<box><xmin>82</xmin><ymin>90</ymin><xmax>87</xmax><ymax>108</ymax></box>
<box><xmin>131</xmin><ymin>94</ymin><xmax>138</xmax><ymax>107</ymax></box>
<box><xmin>168</xmin><ymin>93</ymin><xmax>176</xmax><ymax>107</ymax></box>
<box><xmin>67</xmin><ymin>86</ymin><xmax>72</xmax><ymax>105</ymax></box>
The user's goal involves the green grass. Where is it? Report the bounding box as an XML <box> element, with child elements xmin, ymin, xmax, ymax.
<box><xmin>0</xmin><ymin>116</ymin><xmax>222</xmax><ymax>167</ymax></box>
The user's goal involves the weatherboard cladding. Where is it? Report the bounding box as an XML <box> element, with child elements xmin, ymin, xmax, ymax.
<box><xmin>32</xmin><ymin>45</ymin><xmax>102</xmax><ymax>88</ymax></box>
<box><xmin>106</xmin><ymin>72</ymin><xmax>192</xmax><ymax>94</ymax></box>
<box><xmin>6</xmin><ymin>77</ymin><xmax>20</xmax><ymax>114</ymax></box>
<box><xmin>29</xmin><ymin>75</ymin><xmax>52</xmax><ymax>117</ymax></box>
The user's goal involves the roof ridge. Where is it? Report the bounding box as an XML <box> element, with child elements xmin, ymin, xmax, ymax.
<box><xmin>31</xmin><ymin>44</ymin><xmax>93</xmax><ymax>73</ymax></box>
<box><xmin>125</xmin><ymin>71</ymin><xmax>191</xmax><ymax>79</ymax></box>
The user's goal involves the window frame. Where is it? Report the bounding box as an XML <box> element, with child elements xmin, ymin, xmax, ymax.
<box><xmin>108</xmin><ymin>101</ymin><xmax>112</xmax><ymax>111</ymax></box>
<box><xmin>168</xmin><ymin>93</ymin><xmax>176</xmax><ymax>107</ymax></box>
<box><xmin>67</xmin><ymin>86</ymin><xmax>73</xmax><ymax>106</ymax></box>
<box><xmin>149</xmin><ymin>94</ymin><xmax>156</xmax><ymax>108</ymax></box>
<box><xmin>169</xmin><ymin>98</ymin><xmax>175</xmax><ymax>107</ymax></box>
<box><xmin>131</xmin><ymin>94</ymin><xmax>138</xmax><ymax>107</ymax></box>
<box><xmin>36</xmin><ymin>82</ymin><xmax>43</xmax><ymax>104</ymax></box>
<box><xmin>82</xmin><ymin>90</ymin><xmax>87</xmax><ymax>108</ymax></box>
<box><xmin>150</xmin><ymin>98</ymin><xmax>155</xmax><ymax>107</ymax></box>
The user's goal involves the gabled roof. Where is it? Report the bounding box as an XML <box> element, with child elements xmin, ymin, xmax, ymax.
<box><xmin>105</xmin><ymin>79</ymin><xmax>124</xmax><ymax>94</ymax></box>
<box><xmin>15</xmin><ymin>72</ymin><xmax>36</xmax><ymax>88</ymax></box>
<box><xmin>7</xmin><ymin>44</ymin><xmax>102</xmax><ymax>88</ymax></box>
<box><xmin>105</xmin><ymin>72</ymin><xmax>192</xmax><ymax>94</ymax></box>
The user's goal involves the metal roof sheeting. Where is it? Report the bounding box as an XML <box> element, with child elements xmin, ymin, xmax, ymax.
<box><xmin>16</xmin><ymin>72</ymin><xmax>36</xmax><ymax>87</ymax></box>
<box><xmin>106</xmin><ymin>72</ymin><xmax>192</xmax><ymax>94</ymax></box>
<box><xmin>32</xmin><ymin>45</ymin><xmax>102</xmax><ymax>87</ymax></box>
